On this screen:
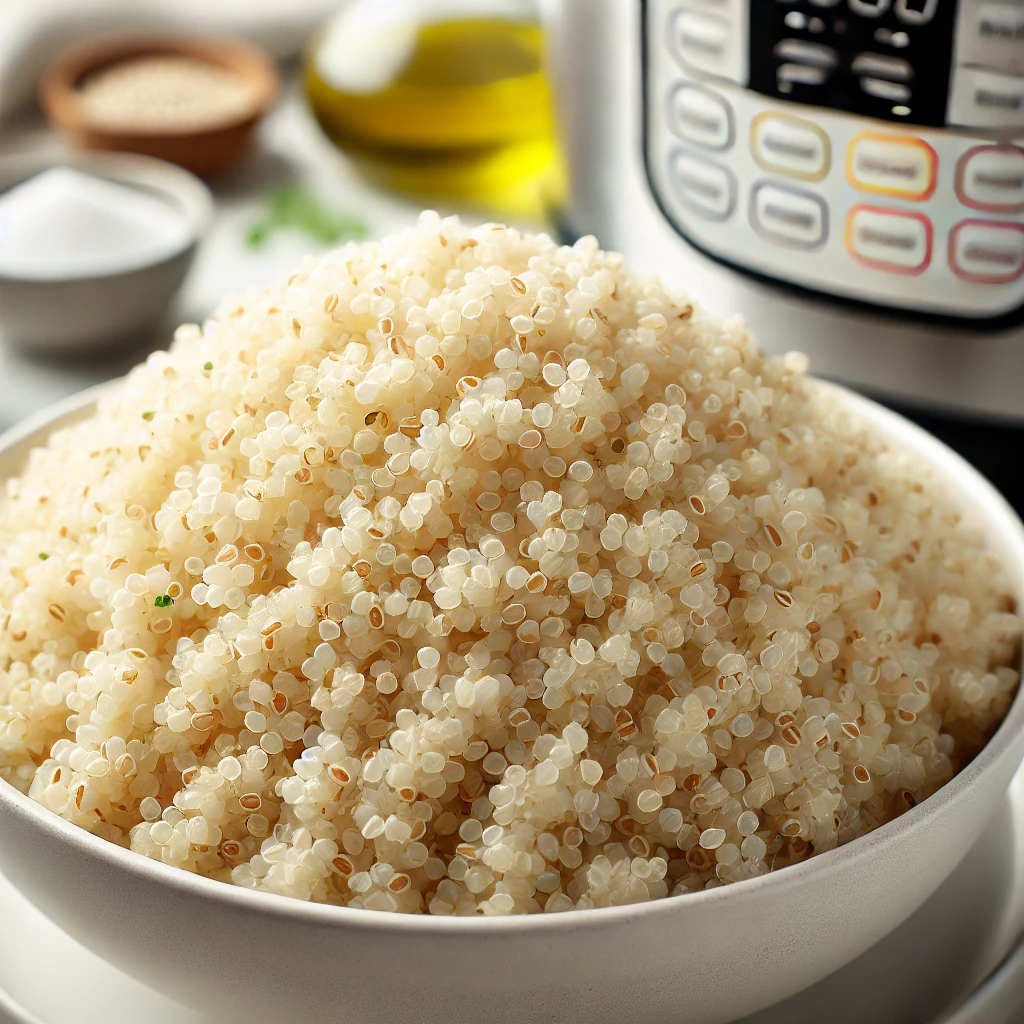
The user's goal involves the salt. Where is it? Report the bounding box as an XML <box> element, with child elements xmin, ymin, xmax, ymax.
<box><xmin>0</xmin><ymin>167</ymin><xmax>191</xmax><ymax>280</ymax></box>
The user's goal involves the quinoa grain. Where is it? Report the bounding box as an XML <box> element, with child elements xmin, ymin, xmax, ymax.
<box><xmin>0</xmin><ymin>214</ymin><xmax>1019</xmax><ymax>914</ymax></box>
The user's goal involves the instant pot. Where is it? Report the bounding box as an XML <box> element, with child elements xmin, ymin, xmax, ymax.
<box><xmin>544</xmin><ymin>0</ymin><xmax>1024</xmax><ymax>501</ymax></box>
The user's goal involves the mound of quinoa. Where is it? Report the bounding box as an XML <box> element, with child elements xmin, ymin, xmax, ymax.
<box><xmin>0</xmin><ymin>214</ymin><xmax>1019</xmax><ymax>914</ymax></box>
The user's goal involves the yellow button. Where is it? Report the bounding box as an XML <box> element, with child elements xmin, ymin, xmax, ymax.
<box><xmin>751</xmin><ymin>113</ymin><xmax>831</xmax><ymax>181</ymax></box>
<box><xmin>846</xmin><ymin>132</ymin><xmax>938</xmax><ymax>200</ymax></box>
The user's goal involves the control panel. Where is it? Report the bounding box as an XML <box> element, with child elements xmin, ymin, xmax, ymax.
<box><xmin>643</xmin><ymin>0</ymin><xmax>1024</xmax><ymax>320</ymax></box>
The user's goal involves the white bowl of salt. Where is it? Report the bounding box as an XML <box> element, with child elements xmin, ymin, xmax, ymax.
<box><xmin>0</xmin><ymin>152</ymin><xmax>211</xmax><ymax>352</ymax></box>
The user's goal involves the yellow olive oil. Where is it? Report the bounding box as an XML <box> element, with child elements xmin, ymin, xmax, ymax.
<box><xmin>305</xmin><ymin>8</ymin><xmax>561</xmax><ymax>217</ymax></box>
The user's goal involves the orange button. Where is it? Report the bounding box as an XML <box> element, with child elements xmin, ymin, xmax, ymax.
<box><xmin>847</xmin><ymin>132</ymin><xmax>938</xmax><ymax>201</ymax></box>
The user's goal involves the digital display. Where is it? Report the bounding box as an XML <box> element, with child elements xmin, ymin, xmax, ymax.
<box><xmin>747</xmin><ymin>0</ymin><xmax>959</xmax><ymax>127</ymax></box>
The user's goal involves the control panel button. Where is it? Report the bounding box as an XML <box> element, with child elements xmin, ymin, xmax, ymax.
<box><xmin>670</xmin><ymin>150</ymin><xmax>737</xmax><ymax>220</ymax></box>
<box><xmin>778</xmin><ymin>63</ymin><xmax>831</xmax><ymax>88</ymax></box>
<box><xmin>668</xmin><ymin>84</ymin><xmax>734</xmax><ymax>151</ymax></box>
<box><xmin>954</xmin><ymin>4</ymin><xmax>1024</xmax><ymax>79</ymax></box>
<box><xmin>851</xmin><ymin>53</ymin><xmax>913</xmax><ymax>81</ymax></box>
<box><xmin>751</xmin><ymin>183</ymin><xmax>828</xmax><ymax>248</ymax></box>
<box><xmin>846</xmin><ymin>205</ymin><xmax>932</xmax><ymax>273</ymax></box>
<box><xmin>751</xmin><ymin>112</ymin><xmax>831</xmax><ymax>180</ymax></box>
<box><xmin>847</xmin><ymin>133</ymin><xmax>938</xmax><ymax>200</ymax></box>
<box><xmin>948</xmin><ymin>67</ymin><xmax>1024</xmax><ymax>131</ymax></box>
<box><xmin>671</xmin><ymin>10</ymin><xmax>741</xmax><ymax>82</ymax></box>
<box><xmin>950</xmin><ymin>221</ymin><xmax>1024</xmax><ymax>283</ymax></box>
<box><xmin>861</xmin><ymin>78</ymin><xmax>911</xmax><ymax>101</ymax></box>
<box><xmin>773</xmin><ymin>39</ymin><xmax>839</xmax><ymax>68</ymax></box>
<box><xmin>977</xmin><ymin>2</ymin><xmax>1024</xmax><ymax>40</ymax></box>
<box><xmin>956</xmin><ymin>146</ymin><xmax>1024</xmax><ymax>212</ymax></box>
<box><xmin>894</xmin><ymin>0</ymin><xmax>939</xmax><ymax>25</ymax></box>
<box><xmin>848</xmin><ymin>0</ymin><xmax>891</xmax><ymax>17</ymax></box>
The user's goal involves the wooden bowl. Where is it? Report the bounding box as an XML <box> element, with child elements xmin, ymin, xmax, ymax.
<box><xmin>39</xmin><ymin>34</ymin><xmax>280</xmax><ymax>178</ymax></box>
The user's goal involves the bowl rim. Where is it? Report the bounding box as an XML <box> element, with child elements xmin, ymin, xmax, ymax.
<box><xmin>0</xmin><ymin>151</ymin><xmax>213</xmax><ymax>284</ymax></box>
<box><xmin>39</xmin><ymin>32</ymin><xmax>280</xmax><ymax>142</ymax></box>
<box><xmin>1</xmin><ymin>378</ymin><xmax>1023</xmax><ymax>935</ymax></box>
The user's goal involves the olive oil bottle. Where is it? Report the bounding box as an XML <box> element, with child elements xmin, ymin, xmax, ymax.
<box><xmin>304</xmin><ymin>0</ymin><xmax>561</xmax><ymax>218</ymax></box>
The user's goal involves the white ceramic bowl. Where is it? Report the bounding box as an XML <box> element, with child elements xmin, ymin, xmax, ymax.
<box><xmin>0</xmin><ymin>382</ymin><xmax>1022</xmax><ymax>1024</ymax></box>
<box><xmin>0</xmin><ymin>152</ymin><xmax>211</xmax><ymax>353</ymax></box>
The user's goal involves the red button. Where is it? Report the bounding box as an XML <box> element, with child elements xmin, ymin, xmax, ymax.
<box><xmin>949</xmin><ymin>220</ymin><xmax>1024</xmax><ymax>283</ymax></box>
<box><xmin>846</xmin><ymin>205</ymin><xmax>933</xmax><ymax>275</ymax></box>
<box><xmin>956</xmin><ymin>145</ymin><xmax>1024</xmax><ymax>213</ymax></box>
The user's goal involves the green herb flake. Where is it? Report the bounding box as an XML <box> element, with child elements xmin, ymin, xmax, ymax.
<box><xmin>154</xmin><ymin>594</ymin><xmax>173</xmax><ymax>608</ymax></box>
<box><xmin>141</xmin><ymin>411</ymin><xmax>155</xmax><ymax>421</ymax></box>
<box><xmin>38</xmin><ymin>553</ymin><xmax>49</xmax><ymax>560</ymax></box>
<box><xmin>246</xmin><ymin>185</ymin><xmax>368</xmax><ymax>251</ymax></box>
<box><xmin>204</xmin><ymin>362</ymin><xmax>214</xmax><ymax>371</ymax></box>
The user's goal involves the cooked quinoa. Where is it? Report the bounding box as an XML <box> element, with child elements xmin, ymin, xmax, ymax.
<box><xmin>0</xmin><ymin>214</ymin><xmax>1019</xmax><ymax>914</ymax></box>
